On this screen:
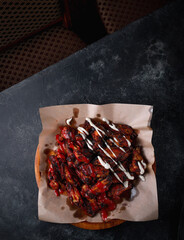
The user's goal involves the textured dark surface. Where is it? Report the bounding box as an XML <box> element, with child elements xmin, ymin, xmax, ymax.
<box><xmin>0</xmin><ymin>0</ymin><xmax>184</xmax><ymax>239</ymax></box>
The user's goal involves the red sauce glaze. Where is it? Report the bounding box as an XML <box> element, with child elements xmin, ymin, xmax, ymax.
<box><xmin>73</xmin><ymin>150</ymin><xmax>90</xmax><ymax>164</ymax></box>
<box><xmin>55</xmin><ymin>190</ymin><xmax>60</xmax><ymax>196</ymax></box>
<box><xmin>95</xmin><ymin>182</ymin><xmax>109</xmax><ymax>193</ymax></box>
<box><xmin>98</xmin><ymin>193</ymin><xmax>116</xmax><ymax>210</ymax></box>
<box><xmin>100</xmin><ymin>209</ymin><xmax>108</xmax><ymax>222</ymax></box>
<box><xmin>59</xmin><ymin>188</ymin><xmax>64</xmax><ymax>194</ymax></box>
<box><xmin>49</xmin><ymin>180</ymin><xmax>59</xmax><ymax>190</ymax></box>
<box><xmin>46</xmin><ymin>118</ymin><xmax>146</xmax><ymax>221</ymax></box>
<box><xmin>80</xmin><ymin>164</ymin><xmax>95</xmax><ymax>178</ymax></box>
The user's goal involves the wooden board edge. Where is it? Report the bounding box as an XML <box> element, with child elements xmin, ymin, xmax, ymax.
<box><xmin>72</xmin><ymin>219</ymin><xmax>125</xmax><ymax>230</ymax></box>
<box><xmin>35</xmin><ymin>146</ymin><xmax>40</xmax><ymax>188</ymax></box>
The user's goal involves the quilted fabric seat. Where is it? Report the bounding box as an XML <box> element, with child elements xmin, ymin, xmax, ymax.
<box><xmin>0</xmin><ymin>0</ymin><xmax>170</xmax><ymax>91</ymax></box>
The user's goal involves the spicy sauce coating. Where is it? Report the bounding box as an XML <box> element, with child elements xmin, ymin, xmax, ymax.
<box><xmin>47</xmin><ymin>118</ymin><xmax>147</xmax><ymax>221</ymax></box>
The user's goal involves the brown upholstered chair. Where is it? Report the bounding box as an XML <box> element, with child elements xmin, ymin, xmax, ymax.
<box><xmin>0</xmin><ymin>0</ymin><xmax>170</xmax><ymax>91</ymax></box>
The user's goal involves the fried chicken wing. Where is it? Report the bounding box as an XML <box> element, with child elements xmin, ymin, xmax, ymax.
<box><xmin>66</xmin><ymin>183</ymin><xmax>83</xmax><ymax>207</ymax></box>
<box><xmin>61</xmin><ymin>126</ymin><xmax>75</xmax><ymax>141</ymax></box>
<box><xmin>64</xmin><ymin>165</ymin><xmax>80</xmax><ymax>188</ymax></box>
<box><xmin>93</xmin><ymin>165</ymin><xmax>109</xmax><ymax>179</ymax></box>
<box><xmin>108</xmin><ymin>183</ymin><xmax>132</xmax><ymax>199</ymax></box>
<box><xmin>90</xmin><ymin>175</ymin><xmax>112</xmax><ymax>195</ymax></box>
<box><xmin>84</xmin><ymin>198</ymin><xmax>100</xmax><ymax>217</ymax></box>
<box><xmin>73</xmin><ymin>146</ymin><xmax>90</xmax><ymax>164</ymax></box>
<box><xmin>75</xmin><ymin>168</ymin><xmax>92</xmax><ymax>185</ymax></box>
<box><xmin>132</xmin><ymin>147</ymin><xmax>143</xmax><ymax>161</ymax></box>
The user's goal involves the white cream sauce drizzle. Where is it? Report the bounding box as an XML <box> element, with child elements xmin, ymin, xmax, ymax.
<box><xmin>86</xmin><ymin>118</ymin><xmax>105</xmax><ymax>137</ymax></box>
<box><xmin>79</xmin><ymin>132</ymin><xmax>86</xmax><ymax>140</ymax></box>
<box><xmin>86</xmin><ymin>142</ymin><xmax>93</xmax><ymax>150</ymax></box>
<box><xmin>118</xmin><ymin>163</ymin><xmax>134</xmax><ymax>180</ymax></box>
<box><xmin>141</xmin><ymin>160</ymin><xmax>147</xmax><ymax>169</ymax></box>
<box><xmin>110</xmin><ymin>139</ymin><xmax>126</xmax><ymax>153</ymax></box>
<box><xmin>138</xmin><ymin>161</ymin><xmax>146</xmax><ymax>181</ymax></box>
<box><xmin>137</xmin><ymin>161</ymin><xmax>145</xmax><ymax>175</ymax></box>
<box><xmin>77</xmin><ymin>127</ymin><xmax>93</xmax><ymax>150</ymax></box>
<box><xmin>114</xmin><ymin>134</ymin><xmax>131</xmax><ymax>148</ymax></box>
<box><xmin>66</xmin><ymin>117</ymin><xmax>72</xmax><ymax>125</ymax></box>
<box><xmin>53</xmin><ymin>145</ymin><xmax>58</xmax><ymax>151</ymax></box>
<box><xmin>97</xmin><ymin>156</ymin><xmax>127</xmax><ymax>187</ymax></box>
<box><xmin>97</xmin><ymin>156</ymin><xmax>111</xmax><ymax>170</ymax></box>
<box><xmin>78</xmin><ymin>127</ymin><xmax>89</xmax><ymax>135</ymax></box>
<box><xmin>123</xmin><ymin>136</ymin><xmax>131</xmax><ymax>147</ymax></box>
<box><xmin>104</xmin><ymin>141</ymin><xmax>117</xmax><ymax>157</ymax></box>
<box><xmin>113</xmin><ymin>137</ymin><xmax>118</xmax><ymax>143</ymax></box>
<box><xmin>86</xmin><ymin>139</ymin><xmax>93</xmax><ymax>150</ymax></box>
<box><xmin>98</xmin><ymin>144</ymin><xmax>117</xmax><ymax>164</ymax></box>
<box><xmin>139</xmin><ymin>175</ymin><xmax>145</xmax><ymax>181</ymax></box>
<box><xmin>86</xmin><ymin>139</ymin><xmax>93</xmax><ymax>146</ymax></box>
<box><xmin>98</xmin><ymin>144</ymin><xmax>134</xmax><ymax>180</ymax></box>
<box><xmin>102</xmin><ymin>118</ymin><xmax>119</xmax><ymax>131</ymax></box>
<box><xmin>123</xmin><ymin>181</ymin><xmax>129</xmax><ymax>188</ymax></box>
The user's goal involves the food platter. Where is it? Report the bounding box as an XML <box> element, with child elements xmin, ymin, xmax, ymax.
<box><xmin>35</xmin><ymin>110</ymin><xmax>156</xmax><ymax>229</ymax></box>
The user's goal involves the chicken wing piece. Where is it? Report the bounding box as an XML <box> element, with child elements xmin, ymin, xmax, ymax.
<box><xmin>81</xmin><ymin>148</ymin><xmax>94</xmax><ymax>161</ymax></box>
<box><xmin>75</xmin><ymin>134</ymin><xmax>86</xmax><ymax>148</ymax></box>
<box><xmin>80</xmin><ymin>121</ymin><xmax>91</xmax><ymax>133</ymax></box>
<box><xmin>132</xmin><ymin>147</ymin><xmax>143</xmax><ymax>161</ymax></box>
<box><xmin>113</xmin><ymin>133</ymin><xmax>132</xmax><ymax>148</ymax></box>
<box><xmin>116</xmin><ymin>124</ymin><xmax>137</xmax><ymax>138</ymax></box>
<box><xmin>91</xmin><ymin>130</ymin><xmax>104</xmax><ymax>149</ymax></box>
<box><xmin>73</xmin><ymin>145</ymin><xmax>90</xmax><ymax>164</ymax></box>
<box><xmin>56</xmin><ymin>148</ymin><xmax>66</xmax><ymax>162</ymax></box>
<box><xmin>81</xmin><ymin>175</ymin><xmax>112</xmax><ymax>200</ymax></box>
<box><xmin>91</xmin><ymin>129</ymin><xmax>102</xmax><ymax>142</ymax></box>
<box><xmin>111</xmin><ymin>170</ymin><xmax>126</xmax><ymax>183</ymax></box>
<box><xmin>103</xmin><ymin>144</ymin><xmax>131</xmax><ymax>162</ymax></box>
<box><xmin>90</xmin><ymin>175</ymin><xmax>112</xmax><ymax>195</ymax></box>
<box><xmin>61</xmin><ymin>126</ymin><xmax>76</xmax><ymax>141</ymax></box>
<box><xmin>64</xmin><ymin>141</ymin><xmax>75</xmax><ymax>159</ymax></box>
<box><xmin>64</xmin><ymin>165</ymin><xmax>80</xmax><ymax>188</ymax></box>
<box><xmin>83</xmin><ymin>119</ymin><xmax>107</xmax><ymax>134</ymax></box>
<box><xmin>93</xmin><ymin>165</ymin><xmax>110</xmax><ymax>179</ymax></box>
<box><xmin>129</xmin><ymin>160</ymin><xmax>140</xmax><ymax>174</ymax></box>
<box><xmin>82</xmin><ymin>198</ymin><xmax>100</xmax><ymax>217</ymax></box>
<box><xmin>107</xmin><ymin>183</ymin><xmax>132</xmax><ymax>200</ymax></box>
<box><xmin>97</xmin><ymin>192</ymin><xmax>116</xmax><ymax>211</ymax></box>
<box><xmin>47</xmin><ymin>155</ymin><xmax>66</xmax><ymax>195</ymax></box>
<box><xmin>48</xmin><ymin>155</ymin><xmax>63</xmax><ymax>181</ymax></box>
<box><xmin>78</xmin><ymin>163</ymin><xmax>95</xmax><ymax>177</ymax></box>
<box><xmin>66</xmin><ymin>183</ymin><xmax>84</xmax><ymax>207</ymax></box>
<box><xmin>49</xmin><ymin>180</ymin><xmax>60</xmax><ymax>190</ymax></box>
<box><xmin>129</xmin><ymin>147</ymin><xmax>147</xmax><ymax>174</ymax></box>
<box><xmin>75</xmin><ymin>167</ymin><xmax>93</xmax><ymax>185</ymax></box>
<box><xmin>81</xmin><ymin>184</ymin><xmax>95</xmax><ymax>200</ymax></box>
<box><xmin>129</xmin><ymin>160</ymin><xmax>146</xmax><ymax>176</ymax></box>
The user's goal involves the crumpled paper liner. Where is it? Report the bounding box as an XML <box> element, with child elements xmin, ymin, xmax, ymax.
<box><xmin>38</xmin><ymin>104</ymin><xmax>158</xmax><ymax>223</ymax></box>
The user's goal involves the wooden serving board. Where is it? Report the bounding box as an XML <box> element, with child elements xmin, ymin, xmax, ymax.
<box><xmin>35</xmin><ymin>146</ymin><xmax>125</xmax><ymax>230</ymax></box>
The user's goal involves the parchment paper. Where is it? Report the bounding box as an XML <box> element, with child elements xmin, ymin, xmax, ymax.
<box><xmin>38</xmin><ymin>104</ymin><xmax>158</xmax><ymax>223</ymax></box>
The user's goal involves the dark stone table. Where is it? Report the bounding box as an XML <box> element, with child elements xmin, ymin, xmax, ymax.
<box><xmin>0</xmin><ymin>0</ymin><xmax>184</xmax><ymax>239</ymax></box>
